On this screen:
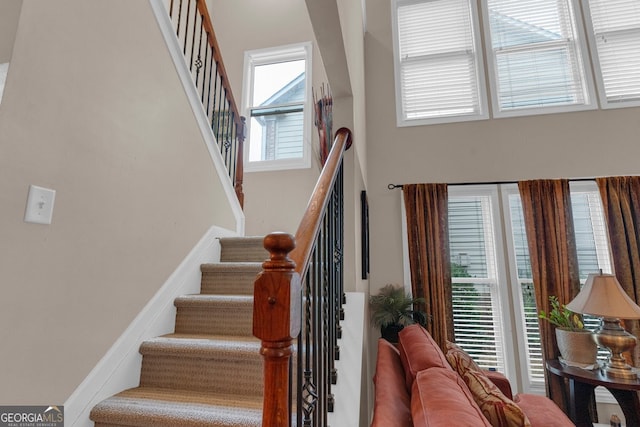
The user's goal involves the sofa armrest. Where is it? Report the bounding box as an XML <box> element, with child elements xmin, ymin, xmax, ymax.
<box><xmin>515</xmin><ymin>393</ymin><xmax>574</xmax><ymax>427</ymax></box>
<box><xmin>371</xmin><ymin>339</ymin><xmax>412</xmax><ymax>427</ymax></box>
<box><xmin>483</xmin><ymin>370</ymin><xmax>513</xmax><ymax>399</ymax></box>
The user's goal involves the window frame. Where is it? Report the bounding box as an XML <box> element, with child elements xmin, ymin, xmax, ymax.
<box><xmin>481</xmin><ymin>0</ymin><xmax>597</xmax><ymax>118</ymax></box>
<box><xmin>241</xmin><ymin>42</ymin><xmax>312</xmax><ymax>172</ymax></box>
<box><xmin>391</xmin><ymin>0</ymin><xmax>489</xmax><ymax>127</ymax></box>
<box><xmin>502</xmin><ymin>181</ymin><xmax>617</xmax><ymax>402</ymax></box>
<box><xmin>448</xmin><ymin>185</ymin><xmax>517</xmax><ymax>382</ymax></box>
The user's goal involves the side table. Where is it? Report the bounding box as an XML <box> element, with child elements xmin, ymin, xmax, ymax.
<box><xmin>546</xmin><ymin>359</ymin><xmax>640</xmax><ymax>427</ymax></box>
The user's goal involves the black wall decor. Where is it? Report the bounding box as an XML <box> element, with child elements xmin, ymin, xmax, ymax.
<box><xmin>361</xmin><ymin>191</ymin><xmax>370</xmax><ymax>279</ymax></box>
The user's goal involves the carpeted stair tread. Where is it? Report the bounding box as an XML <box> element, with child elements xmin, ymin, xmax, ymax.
<box><xmin>199</xmin><ymin>263</ymin><xmax>262</xmax><ymax>295</ymax></box>
<box><xmin>174</xmin><ymin>294</ymin><xmax>253</xmax><ymax>307</ymax></box>
<box><xmin>219</xmin><ymin>237</ymin><xmax>267</xmax><ymax>263</ymax></box>
<box><xmin>140</xmin><ymin>334</ymin><xmax>261</xmax><ymax>358</ymax></box>
<box><xmin>91</xmin><ymin>386</ymin><xmax>261</xmax><ymax>427</ymax></box>
<box><xmin>174</xmin><ymin>295</ymin><xmax>253</xmax><ymax>336</ymax></box>
<box><xmin>139</xmin><ymin>335</ymin><xmax>263</xmax><ymax>396</ymax></box>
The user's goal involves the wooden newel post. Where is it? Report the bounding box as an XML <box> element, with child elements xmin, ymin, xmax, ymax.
<box><xmin>253</xmin><ymin>232</ymin><xmax>302</xmax><ymax>427</ymax></box>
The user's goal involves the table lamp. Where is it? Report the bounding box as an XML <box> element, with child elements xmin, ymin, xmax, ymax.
<box><xmin>566</xmin><ymin>272</ymin><xmax>640</xmax><ymax>380</ymax></box>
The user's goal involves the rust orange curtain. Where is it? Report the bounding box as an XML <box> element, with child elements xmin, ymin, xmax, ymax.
<box><xmin>596</xmin><ymin>176</ymin><xmax>640</xmax><ymax>367</ymax></box>
<box><xmin>402</xmin><ymin>183</ymin><xmax>453</xmax><ymax>350</ymax></box>
<box><xmin>518</xmin><ymin>179</ymin><xmax>580</xmax><ymax>413</ymax></box>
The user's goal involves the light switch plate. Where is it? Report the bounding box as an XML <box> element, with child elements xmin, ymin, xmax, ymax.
<box><xmin>24</xmin><ymin>185</ymin><xmax>56</xmax><ymax>224</ymax></box>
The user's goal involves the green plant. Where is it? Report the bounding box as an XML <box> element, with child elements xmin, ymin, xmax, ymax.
<box><xmin>539</xmin><ymin>295</ymin><xmax>585</xmax><ymax>331</ymax></box>
<box><xmin>369</xmin><ymin>284</ymin><xmax>428</xmax><ymax>328</ymax></box>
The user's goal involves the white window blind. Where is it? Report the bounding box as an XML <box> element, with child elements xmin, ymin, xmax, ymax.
<box><xmin>448</xmin><ymin>193</ymin><xmax>506</xmax><ymax>372</ymax></box>
<box><xmin>392</xmin><ymin>0</ymin><xmax>487</xmax><ymax>125</ymax></box>
<box><xmin>506</xmin><ymin>193</ymin><xmax>545</xmax><ymax>386</ymax></box>
<box><xmin>484</xmin><ymin>0</ymin><xmax>594</xmax><ymax>116</ymax></box>
<box><xmin>583</xmin><ymin>0</ymin><xmax>640</xmax><ymax>107</ymax></box>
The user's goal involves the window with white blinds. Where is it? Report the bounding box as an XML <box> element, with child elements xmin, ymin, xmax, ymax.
<box><xmin>482</xmin><ymin>0</ymin><xmax>595</xmax><ymax>116</ymax></box>
<box><xmin>443</xmin><ymin>183</ymin><xmax>612</xmax><ymax>395</ymax></box>
<box><xmin>391</xmin><ymin>0</ymin><xmax>488</xmax><ymax>126</ymax></box>
<box><xmin>503</xmin><ymin>182</ymin><xmax>612</xmax><ymax>393</ymax></box>
<box><xmin>583</xmin><ymin>0</ymin><xmax>640</xmax><ymax>108</ymax></box>
<box><xmin>448</xmin><ymin>188</ymin><xmax>508</xmax><ymax>374</ymax></box>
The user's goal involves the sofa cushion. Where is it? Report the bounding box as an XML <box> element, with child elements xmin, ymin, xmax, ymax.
<box><xmin>412</xmin><ymin>368</ymin><xmax>492</xmax><ymax>427</ymax></box>
<box><xmin>460</xmin><ymin>369</ymin><xmax>531</xmax><ymax>427</ymax></box>
<box><xmin>398</xmin><ymin>324</ymin><xmax>451</xmax><ymax>390</ymax></box>
<box><xmin>371</xmin><ymin>339</ymin><xmax>412</xmax><ymax>427</ymax></box>
<box><xmin>514</xmin><ymin>394</ymin><xmax>574</xmax><ymax>427</ymax></box>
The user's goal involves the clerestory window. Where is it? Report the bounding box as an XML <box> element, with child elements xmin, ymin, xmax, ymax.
<box><xmin>391</xmin><ymin>0</ymin><xmax>488</xmax><ymax>126</ymax></box>
<box><xmin>392</xmin><ymin>0</ymin><xmax>640</xmax><ymax>125</ymax></box>
<box><xmin>582</xmin><ymin>0</ymin><xmax>640</xmax><ymax>108</ymax></box>
<box><xmin>482</xmin><ymin>0</ymin><xmax>596</xmax><ymax>117</ymax></box>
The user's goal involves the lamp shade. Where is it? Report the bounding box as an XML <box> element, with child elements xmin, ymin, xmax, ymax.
<box><xmin>566</xmin><ymin>273</ymin><xmax>640</xmax><ymax>319</ymax></box>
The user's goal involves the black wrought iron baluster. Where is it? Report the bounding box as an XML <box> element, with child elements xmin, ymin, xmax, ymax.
<box><xmin>194</xmin><ymin>10</ymin><xmax>204</xmax><ymax>86</ymax></box>
<box><xmin>176</xmin><ymin>0</ymin><xmax>183</xmax><ymax>38</ymax></box>
<box><xmin>205</xmin><ymin>45</ymin><xmax>213</xmax><ymax>119</ymax></box>
<box><xmin>210</xmin><ymin>68</ymin><xmax>220</xmax><ymax>140</ymax></box>
<box><xmin>183</xmin><ymin>0</ymin><xmax>191</xmax><ymax>55</ymax></box>
<box><xmin>189</xmin><ymin>0</ymin><xmax>198</xmax><ymax>74</ymax></box>
<box><xmin>229</xmin><ymin>111</ymin><xmax>237</xmax><ymax>185</ymax></box>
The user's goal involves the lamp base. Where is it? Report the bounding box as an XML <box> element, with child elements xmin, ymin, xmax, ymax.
<box><xmin>595</xmin><ymin>318</ymin><xmax>638</xmax><ymax>380</ymax></box>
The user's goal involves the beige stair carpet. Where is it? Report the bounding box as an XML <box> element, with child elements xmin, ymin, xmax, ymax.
<box><xmin>91</xmin><ymin>237</ymin><xmax>268</xmax><ymax>427</ymax></box>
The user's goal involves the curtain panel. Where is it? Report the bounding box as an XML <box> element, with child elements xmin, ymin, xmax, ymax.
<box><xmin>518</xmin><ymin>179</ymin><xmax>581</xmax><ymax>413</ymax></box>
<box><xmin>402</xmin><ymin>183</ymin><xmax>454</xmax><ymax>350</ymax></box>
<box><xmin>596</xmin><ymin>176</ymin><xmax>640</xmax><ymax>367</ymax></box>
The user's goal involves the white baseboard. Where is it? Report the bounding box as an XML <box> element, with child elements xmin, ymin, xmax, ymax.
<box><xmin>64</xmin><ymin>225</ymin><xmax>238</xmax><ymax>427</ymax></box>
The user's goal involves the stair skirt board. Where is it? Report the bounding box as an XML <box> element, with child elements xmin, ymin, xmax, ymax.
<box><xmin>90</xmin><ymin>237</ymin><xmax>269</xmax><ymax>427</ymax></box>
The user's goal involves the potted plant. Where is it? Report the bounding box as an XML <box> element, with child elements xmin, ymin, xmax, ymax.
<box><xmin>539</xmin><ymin>296</ymin><xmax>597</xmax><ymax>366</ymax></box>
<box><xmin>370</xmin><ymin>284</ymin><xmax>428</xmax><ymax>343</ymax></box>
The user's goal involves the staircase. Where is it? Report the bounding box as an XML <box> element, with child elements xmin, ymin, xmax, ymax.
<box><xmin>91</xmin><ymin>237</ymin><xmax>268</xmax><ymax>427</ymax></box>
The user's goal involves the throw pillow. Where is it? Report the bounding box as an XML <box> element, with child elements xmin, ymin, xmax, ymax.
<box><xmin>445</xmin><ymin>341</ymin><xmax>481</xmax><ymax>375</ymax></box>
<box><xmin>460</xmin><ymin>369</ymin><xmax>531</xmax><ymax>427</ymax></box>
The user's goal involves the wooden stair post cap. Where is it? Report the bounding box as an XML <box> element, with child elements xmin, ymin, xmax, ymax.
<box><xmin>263</xmin><ymin>233</ymin><xmax>296</xmax><ymax>269</ymax></box>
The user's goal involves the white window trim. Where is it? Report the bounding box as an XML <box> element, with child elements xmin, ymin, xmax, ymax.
<box><xmin>241</xmin><ymin>42</ymin><xmax>312</xmax><ymax>172</ymax></box>
<box><xmin>481</xmin><ymin>0</ymin><xmax>598</xmax><ymax>119</ymax></box>
<box><xmin>500</xmin><ymin>183</ymin><xmax>545</xmax><ymax>395</ymax></box>
<box><xmin>391</xmin><ymin>0</ymin><xmax>489</xmax><ymax>127</ymax></box>
<box><xmin>581</xmin><ymin>0</ymin><xmax>640</xmax><ymax>110</ymax></box>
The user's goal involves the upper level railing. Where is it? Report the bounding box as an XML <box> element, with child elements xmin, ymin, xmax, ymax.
<box><xmin>167</xmin><ymin>0</ymin><xmax>245</xmax><ymax>207</ymax></box>
<box><xmin>253</xmin><ymin>128</ymin><xmax>353</xmax><ymax>427</ymax></box>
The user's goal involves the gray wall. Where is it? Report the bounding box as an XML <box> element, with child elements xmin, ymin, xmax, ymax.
<box><xmin>0</xmin><ymin>0</ymin><xmax>21</xmax><ymax>63</ymax></box>
<box><xmin>0</xmin><ymin>0</ymin><xmax>237</xmax><ymax>403</ymax></box>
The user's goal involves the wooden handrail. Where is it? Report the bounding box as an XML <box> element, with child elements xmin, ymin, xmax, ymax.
<box><xmin>290</xmin><ymin>127</ymin><xmax>353</xmax><ymax>274</ymax></box>
<box><xmin>254</xmin><ymin>128</ymin><xmax>352</xmax><ymax>427</ymax></box>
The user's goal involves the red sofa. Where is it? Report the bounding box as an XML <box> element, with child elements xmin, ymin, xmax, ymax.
<box><xmin>371</xmin><ymin>324</ymin><xmax>575</xmax><ymax>427</ymax></box>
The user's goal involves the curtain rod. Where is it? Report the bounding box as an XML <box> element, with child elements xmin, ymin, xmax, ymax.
<box><xmin>387</xmin><ymin>177</ymin><xmax>597</xmax><ymax>190</ymax></box>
